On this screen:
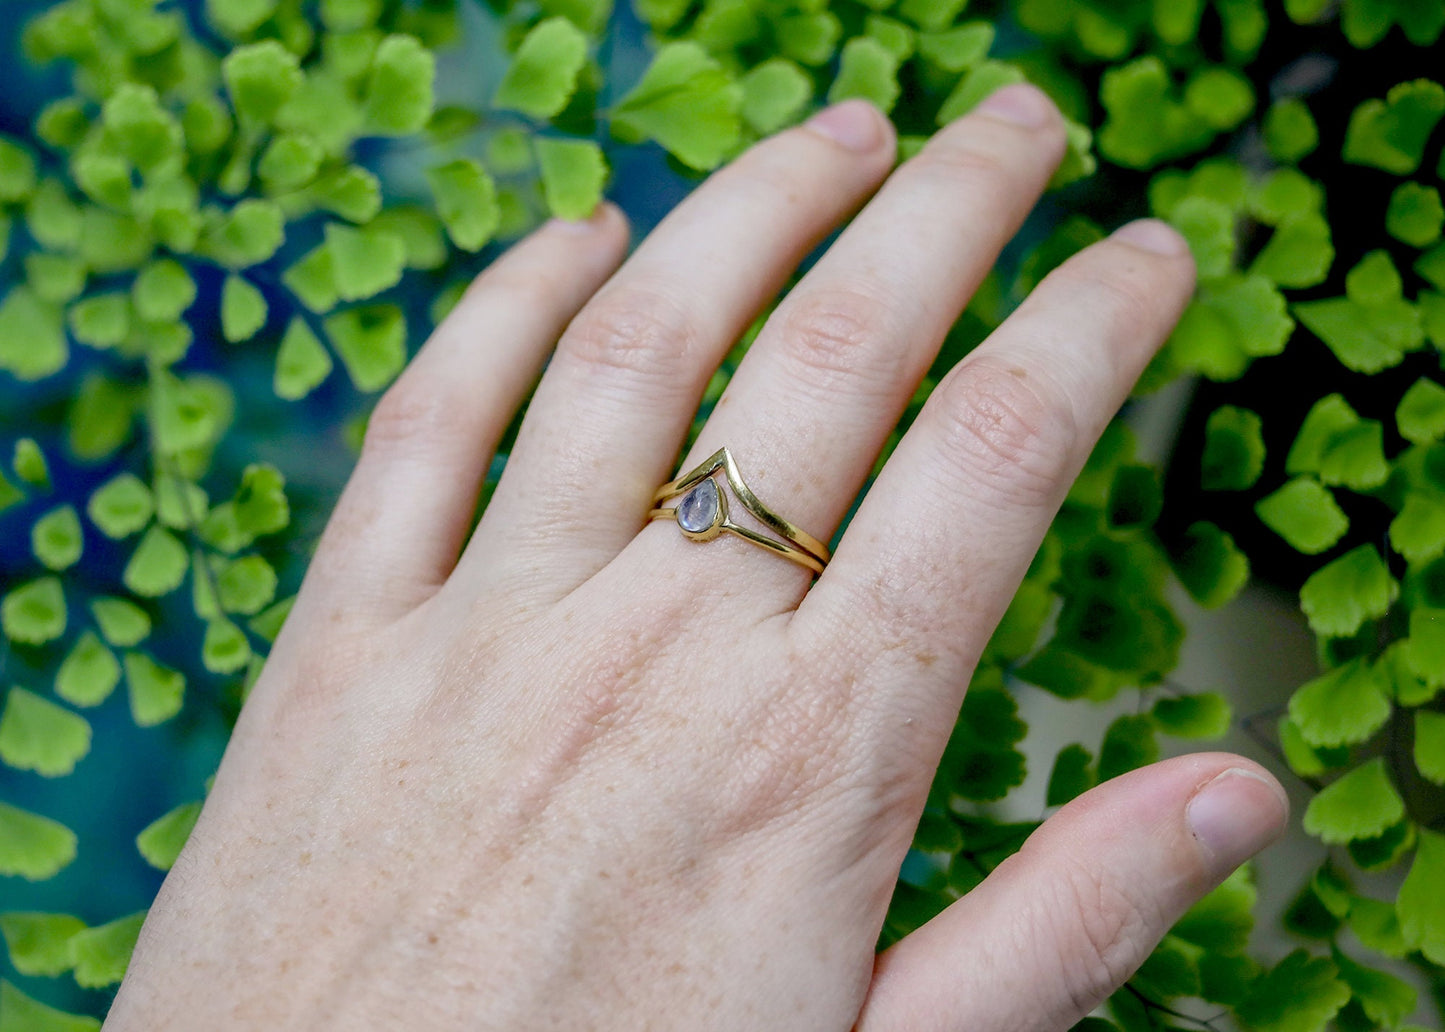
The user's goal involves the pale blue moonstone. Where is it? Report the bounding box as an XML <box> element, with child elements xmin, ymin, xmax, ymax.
<box><xmin>677</xmin><ymin>478</ymin><xmax>719</xmax><ymax>533</ymax></box>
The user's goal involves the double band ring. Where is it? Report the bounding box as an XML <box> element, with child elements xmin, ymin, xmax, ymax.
<box><xmin>648</xmin><ymin>448</ymin><xmax>830</xmax><ymax>574</ymax></box>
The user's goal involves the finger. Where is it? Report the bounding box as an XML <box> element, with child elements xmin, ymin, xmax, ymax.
<box><xmin>460</xmin><ymin>103</ymin><xmax>897</xmax><ymax>598</ymax></box>
<box><xmin>854</xmin><ymin>755</ymin><xmax>1289</xmax><ymax>1032</ymax></box>
<box><xmin>801</xmin><ymin>220</ymin><xmax>1196</xmax><ymax>703</ymax></box>
<box><xmin>307</xmin><ymin>207</ymin><xmax>630</xmax><ymax>613</ymax></box>
<box><xmin>636</xmin><ymin>84</ymin><xmax>1067</xmax><ymax>598</ymax></box>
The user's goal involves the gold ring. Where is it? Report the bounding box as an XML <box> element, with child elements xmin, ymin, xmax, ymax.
<box><xmin>648</xmin><ymin>447</ymin><xmax>830</xmax><ymax>574</ymax></box>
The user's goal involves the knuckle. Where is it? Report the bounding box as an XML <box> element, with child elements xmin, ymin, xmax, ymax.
<box><xmin>910</xmin><ymin>136</ymin><xmax>1013</xmax><ymax>184</ymax></box>
<box><xmin>362</xmin><ymin>376</ymin><xmax>450</xmax><ymax>460</ymax></box>
<box><xmin>928</xmin><ymin>355</ymin><xmax>1076</xmax><ymax>510</ymax></box>
<box><xmin>1047</xmin><ymin>257</ymin><xmax>1160</xmax><ymax>343</ymax></box>
<box><xmin>772</xmin><ymin>286</ymin><xmax>899</xmax><ymax>389</ymax></box>
<box><xmin>561</xmin><ymin>288</ymin><xmax>697</xmax><ymax>386</ymax></box>
<box><xmin>463</xmin><ymin>264</ymin><xmax>547</xmax><ymax>313</ymax></box>
<box><xmin>1054</xmin><ymin>859</ymin><xmax>1156</xmax><ymax>1012</ymax></box>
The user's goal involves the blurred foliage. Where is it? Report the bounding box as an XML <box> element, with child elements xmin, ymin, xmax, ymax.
<box><xmin>0</xmin><ymin>0</ymin><xmax>1443</xmax><ymax>1025</ymax></box>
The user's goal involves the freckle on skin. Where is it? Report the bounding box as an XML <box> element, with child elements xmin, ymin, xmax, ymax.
<box><xmin>1009</xmin><ymin>367</ymin><xmax>1027</xmax><ymax>378</ymax></box>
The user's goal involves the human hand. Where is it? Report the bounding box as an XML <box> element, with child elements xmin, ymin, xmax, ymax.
<box><xmin>105</xmin><ymin>84</ymin><xmax>1287</xmax><ymax>1031</ymax></box>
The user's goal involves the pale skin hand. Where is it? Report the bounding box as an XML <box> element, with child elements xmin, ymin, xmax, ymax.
<box><xmin>105</xmin><ymin>84</ymin><xmax>1288</xmax><ymax>1031</ymax></box>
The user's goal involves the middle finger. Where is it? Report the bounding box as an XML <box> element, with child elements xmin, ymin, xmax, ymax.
<box><xmin>636</xmin><ymin>84</ymin><xmax>1067</xmax><ymax>601</ymax></box>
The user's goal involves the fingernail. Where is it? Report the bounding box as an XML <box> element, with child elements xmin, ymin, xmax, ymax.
<box><xmin>975</xmin><ymin>83</ymin><xmax>1054</xmax><ymax>128</ymax></box>
<box><xmin>805</xmin><ymin>100</ymin><xmax>885</xmax><ymax>152</ymax></box>
<box><xmin>1187</xmin><ymin>768</ymin><xmax>1289</xmax><ymax>878</ymax></box>
<box><xmin>551</xmin><ymin>203</ymin><xmax>615</xmax><ymax>234</ymax></box>
<box><xmin>1113</xmin><ymin>218</ymin><xmax>1189</xmax><ymax>256</ymax></box>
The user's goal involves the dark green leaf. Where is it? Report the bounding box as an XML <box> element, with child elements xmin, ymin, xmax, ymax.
<box><xmin>1045</xmin><ymin>743</ymin><xmax>1095</xmax><ymax>806</ymax></box>
<box><xmin>1097</xmin><ymin>714</ymin><xmax>1158</xmax><ymax>782</ymax></box>
<box><xmin>1234</xmin><ymin>950</ymin><xmax>1349</xmax><ymax>1032</ymax></box>
<box><xmin>1201</xmin><ymin>406</ymin><xmax>1264</xmax><ymax>490</ymax></box>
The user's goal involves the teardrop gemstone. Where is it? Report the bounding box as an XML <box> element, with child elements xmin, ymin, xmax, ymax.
<box><xmin>677</xmin><ymin>478</ymin><xmax>720</xmax><ymax>533</ymax></box>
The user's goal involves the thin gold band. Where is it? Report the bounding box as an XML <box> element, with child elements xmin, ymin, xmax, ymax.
<box><xmin>648</xmin><ymin>447</ymin><xmax>830</xmax><ymax>575</ymax></box>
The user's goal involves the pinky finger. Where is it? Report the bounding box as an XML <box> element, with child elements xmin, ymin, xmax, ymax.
<box><xmin>306</xmin><ymin>206</ymin><xmax>631</xmax><ymax>615</ymax></box>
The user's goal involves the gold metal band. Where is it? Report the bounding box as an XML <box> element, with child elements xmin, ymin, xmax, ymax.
<box><xmin>648</xmin><ymin>447</ymin><xmax>830</xmax><ymax>575</ymax></box>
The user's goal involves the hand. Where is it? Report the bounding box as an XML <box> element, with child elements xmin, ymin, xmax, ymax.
<box><xmin>106</xmin><ymin>84</ymin><xmax>1287</xmax><ymax>1031</ymax></box>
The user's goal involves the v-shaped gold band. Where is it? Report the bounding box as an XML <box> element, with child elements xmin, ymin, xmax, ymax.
<box><xmin>647</xmin><ymin>448</ymin><xmax>830</xmax><ymax>575</ymax></box>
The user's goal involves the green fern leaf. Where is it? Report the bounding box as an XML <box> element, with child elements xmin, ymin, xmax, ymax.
<box><xmin>325</xmin><ymin>304</ymin><xmax>406</xmax><ymax>391</ymax></box>
<box><xmin>0</xmin><ymin>803</ymin><xmax>76</xmax><ymax>880</ymax></box>
<box><xmin>739</xmin><ymin>60</ymin><xmax>812</xmax><ymax>134</ymax></box>
<box><xmin>274</xmin><ymin>316</ymin><xmax>333</xmax><ymax>400</ymax></box>
<box><xmin>122</xmin><ymin>526</ymin><xmax>189</xmax><ymax>597</ymax></box>
<box><xmin>220</xmin><ymin>274</ymin><xmax>267</xmax><ymax>343</ymax></box>
<box><xmin>363</xmin><ymin>35</ymin><xmax>435</xmax><ymax>135</ymax></box>
<box><xmin>1234</xmin><ymin>950</ymin><xmax>1350</xmax><ymax>1032</ymax></box>
<box><xmin>1303</xmin><ymin>758</ymin><xmax>1405</xmax><ymax>844</ymax></box>
<box><xmin>124</xmin><ymin>652</ymin><xmax>185</xmax><ymax>726</ymax></box>
<box><xmin>1343</xmin><ymin>79</ymin><xmax>1445</xmax><ymax>175</ymax></box>
<box><xmin>1</xmin><ymin>577</ymin><xmax>67</xmax><ymax>646</ymax></box>
<box><xmin>1299</xmin><ymin>545</ymin><xmax>1397</xmax><ymax>637</ymax></box>
<box><xmin>1151</xmin><ymin>691</ymin><xmax>1231</xmax><ymax>739</ymax></box>
<box><xmin>536</xmin><ymin>138</ymin><xmax>608</xmax><ymax>221</ymax></box>
<box><xmin>325</xmin><ymin>223</ymin><xmax>407</xmax><ymax>301</ymax></box>
<box><xmin>88</xmin><ymin>474</ymin><xmax>154</xmax><ymax>539</ymax></box>
<box><xmin>222</xmin><ymin>41</ymin><xmax>303</xmax><ymax>126</ymax></box>
<box><xmin>1255</xmin><ymin>477</ymin><xmax>1348</xmax><ymax>554</ymax></box>
<box><xmin>1288</xmin><ymin>658</ymin><xmax>1392</xmax><ymax>748</ymax></box>
<box><xmin>0</xmin><ymin>287</ymin><xmax>67</xmax><ymax>381</ymax></box>
<box><xmin>0</xmin><ymin>688</ymin><xmax>91</xmax><ymax>777</ymax></box>
<box><xmin>494</xmin><ymin>18</ymin><xmax>588</xmax><ymax>119</ymax></box>
<box><xmin>31</xmin><ymin>505</ymin><xmax>83</xmax><ymax>571</ymax></box>
<box><xmin>136</xmin><ymin>801</ymin><xmax>202</xmax><ymax>870</ymax></box>
<box><xmin>828</xmin><ymin>37</ymin><xmax>901</xmax><ymax>113</ymax></box>
<box><xmin>90</xmin><ymin>597</ymin><xmax>150</xmax><ymax>648</ymax></box>
<box><xmin>426</xmin><ymin>159</ymin><xmax>499</xmax><ymax>252</ymax></box>
<box><xmin>1398</xmin><ymin>828</ymin><xmax>1445</xmax><ymax>965</ymax></box>
<box><xmin>612</xmin><ymin>42</ymin><xmax>743</xmax><ymax>171</ymax></box>
<box><xmin>0</xmin><ymin>912</ymin><xmax>85</xmax><ymax>977</ymax></box>
<box><xmin>68</xmin><ymin>912</ymin><xmax>145</xmax><ymax>988</ymax></box>
<box><xmin>55</xmin><ymin>631</ymin><xmax>121</xmax><ymax>708</ymax></box>
<box><xmin>0</xmin><ymin>980</ymin><xmax>98</xmax><ymax>1032</ymax></box>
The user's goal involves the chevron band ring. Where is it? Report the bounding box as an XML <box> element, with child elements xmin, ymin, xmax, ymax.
<box><xmin>647</xmin><ymin>447</ymin><xmax>830</xmax><ymax>575</ymax></box>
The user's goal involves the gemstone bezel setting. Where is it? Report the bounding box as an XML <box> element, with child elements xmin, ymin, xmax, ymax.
<box><xmin>675</xmin><ymin>476</ymin><xmax>727</xmax><ymax>540</ymax></box>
